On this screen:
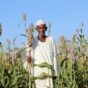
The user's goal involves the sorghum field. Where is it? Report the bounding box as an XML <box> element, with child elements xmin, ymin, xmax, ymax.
<box><xmin>0</xmin><ymin>23</ymin><xmax>88</xmax><ymax>88</ymax></box>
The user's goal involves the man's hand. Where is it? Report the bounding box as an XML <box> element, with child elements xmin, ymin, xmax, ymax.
<box><xmin>52</xmin><ymin>74</ymin><xmax>57</xmax><ymax>79</ymax></box>
<box><xmin>26</xmin><ymin>55</ymin><xmax>31</xmax><ymax>63</ymax></box>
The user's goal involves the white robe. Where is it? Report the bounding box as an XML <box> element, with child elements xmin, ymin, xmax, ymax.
<box><xmin>24</xmin><ymin>37</ymin><xmax>58</xmax><ymax>88</ymax></box>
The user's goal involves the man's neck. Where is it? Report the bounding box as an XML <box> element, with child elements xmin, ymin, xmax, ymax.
<box><xmin>38</xmin><ymin>35</ymin><xmax>47</xmax><ymax>42</ymax></box>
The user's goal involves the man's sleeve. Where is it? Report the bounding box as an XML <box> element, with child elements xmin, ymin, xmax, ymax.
<box><xmin>51</xmin><ymin>38</ymin><xmax>58</xmax><ymax>76</ymax></box>
<box><xmin>23</xmin><ymin>43</ymin><xmax>30</xmax><ymax>72</ymax></box>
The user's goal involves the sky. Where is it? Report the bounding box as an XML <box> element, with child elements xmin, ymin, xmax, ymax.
<box><xmin>0</xmin><ymin>0</ymin><xmax>88</xmax><ymax>47</ymax></box>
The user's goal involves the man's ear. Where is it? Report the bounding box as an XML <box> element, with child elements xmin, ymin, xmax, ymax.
<box><xmin>46</xmin><ymin>27</ymin><xmax>47</xmax><ymax>31</ymax></box>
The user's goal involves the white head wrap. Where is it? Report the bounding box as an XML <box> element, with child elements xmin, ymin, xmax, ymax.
<box><xmin>36</xmin><ymin>19</ymin><xmax>46</xmax><ymax>26</ymax></box>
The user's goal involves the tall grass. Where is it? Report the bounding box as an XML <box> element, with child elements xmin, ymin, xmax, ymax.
<box><xmin>56</xmin><ymin>24</ymin><xmax>88</xmax><ymax>88</ymax></box>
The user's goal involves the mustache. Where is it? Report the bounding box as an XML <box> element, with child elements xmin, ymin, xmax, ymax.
<box><xmin>39</xmin><ymin>29</ymin><xmax>45</xmax><ymax>35</ymax></box>
<box><xmin>40</xmin><ymin>28</ymin><xmax>44</xmax><ymax>33</ymax></box>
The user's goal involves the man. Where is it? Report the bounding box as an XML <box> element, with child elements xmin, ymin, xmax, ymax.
<box><xmin>24</xmin><ymin>19</ymin><xmax>58</xmax><ymax>88</ymax></box>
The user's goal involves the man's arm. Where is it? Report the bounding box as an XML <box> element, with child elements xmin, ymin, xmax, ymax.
<box><xmin>25</xmin><ymin>44</ymin><xmax>32</xmax><ymax>63</ymax></box>
<box><xmin>23</xmin><ymin>44</ymin><xmax>32</xmax><ymax>73</ymax></box>
<box><xmin>51</xmin><ymin>38</ymin><xmax>58</xmax><ymax>76</ymax></box>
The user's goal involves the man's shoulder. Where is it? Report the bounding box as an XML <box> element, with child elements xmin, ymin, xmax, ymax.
<box><xmin>47</xmin><ymin>36</ymin><xmax>54</xmax><ymax>42</ymax></box>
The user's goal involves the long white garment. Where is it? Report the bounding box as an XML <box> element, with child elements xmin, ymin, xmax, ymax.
<box><xmin>24</xmin><ymin>37</ymin><xmax>58</xmax><ymax>88</ymax></box>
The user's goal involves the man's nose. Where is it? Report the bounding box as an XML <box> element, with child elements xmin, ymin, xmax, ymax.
<box><xmin>40</xmin><ymin>28</ymin><xmax>43</xmax><ymax>32</ymax></box>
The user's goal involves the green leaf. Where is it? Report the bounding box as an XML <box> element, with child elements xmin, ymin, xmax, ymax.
<box><xmin>34</xmin><ymin>62</ymin><xmax>53</xmax><ymax>69</ymax></box>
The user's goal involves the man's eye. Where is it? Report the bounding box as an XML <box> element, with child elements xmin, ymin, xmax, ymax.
<box><xmin>39</xmin><ymin>27</ymin><xmax>41</xmax><ymax>29</ymax></box>
<box><xmin>37</xmin><ymin>26</ymin><xmax>46</xmax><ymax>29</ymax></box>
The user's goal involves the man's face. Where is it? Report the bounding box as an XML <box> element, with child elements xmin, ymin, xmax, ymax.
<box><xmin>36</xmin><ymin>24</ymin><xmax>47</xmax><ymax>36</ymax></box>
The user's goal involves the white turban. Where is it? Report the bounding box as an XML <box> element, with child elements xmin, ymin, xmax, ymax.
<box><xmin>36</xmin><ymin>19</ymin><xmax>46</xmax><ymax>26</ymax></box>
